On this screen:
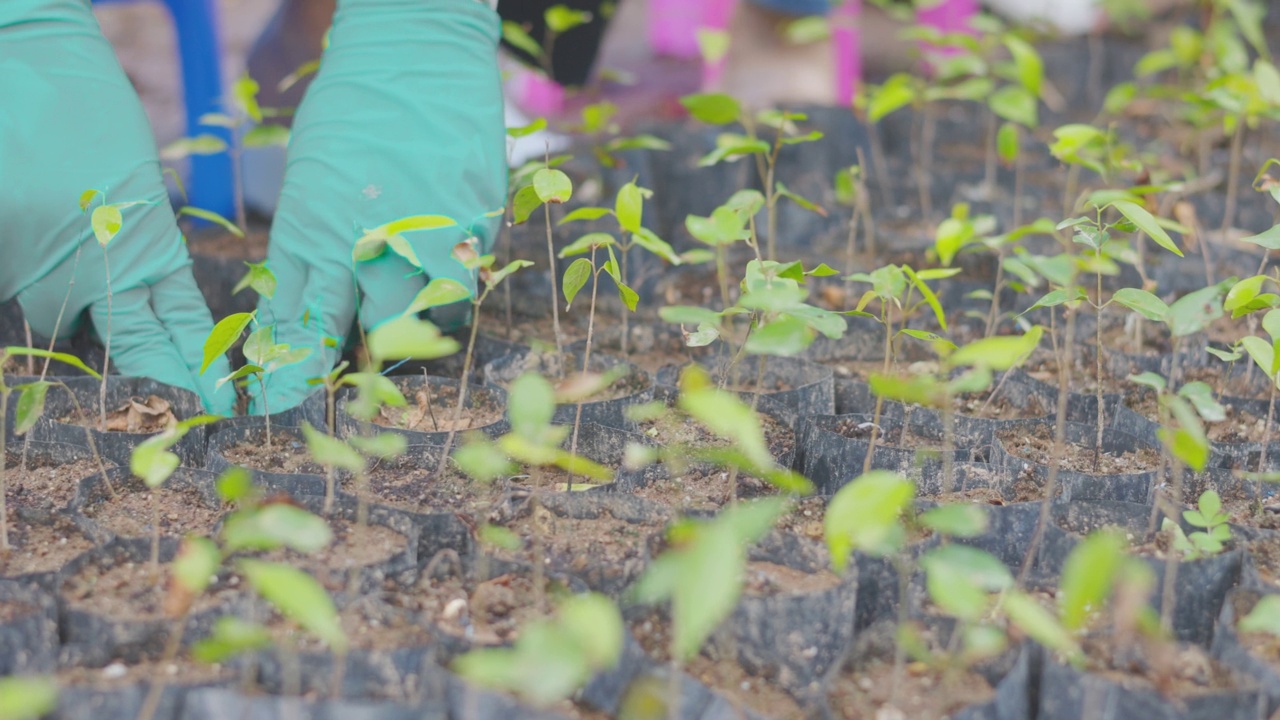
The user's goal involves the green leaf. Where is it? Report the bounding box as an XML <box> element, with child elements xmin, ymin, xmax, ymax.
<box><xmin>241</xmin><ymin>325</ymin><xmax>274</xmax><ymax>367</ymax></box>
<box><xmin>192</xmin><ymin>617</ymin><xmax>271</xmax><ymax>664</ymax></box>
<box><xmin>239</xmin><ymin>559</ymin><xmax>347</xmax><ymax>652</ymax></box>
<box><xmin>698</xmin><ymin>134</ymin><xmax>771</xmax><ymax>166</ymax></box>
<box><xmin>241</xmin><ymin>124</ymin><xmax>290</xmax><ymax>148</ymax></box>
<box><xmin>563</xmin><ymin>258</ymin><xmax>593</xmax><ymax>309</ymax></box>
<box><xmin>1243</xmin><ymin>225</ymin><xmax>1280</xmax><ymax>250</ymax></box>
<box><xmin>948</xmin><ymin>327</ymin><xmax>1042</xmax><ymax>371</ymax></box>
<box><xmin>1226</xmin><ymin>275</ymin><xmax>1268</xmax><ymax>315</ymax></box>
<box><xmin>775</xmin><ymin>181</ymin><xmax>826</xmax><ymax>216</ymax></box>
<box><xmin>784</xmin><ymin>15</ymin><xmax>831</xmax><ymax>44</ymax></box>
<box><xmin>1003</xmin><ymin>590</ymin><xmax>1081</xmax><ymax>660</ymax></box>
<box><xmin>216</xmin><ymin>364</ymin><xmax>264</xmax><ymax>390</ymax></box>
<box><xmin>173</xmin><ymin>536</ymin><xmax>221</xmax><ymax>598</ymax></box>
<box><xmin>1111</xmin><ymin>288</ymin><xmax>1169</xmax><ymax>322</ymax></box>
<box><xmin>453</xmin><ymin>437</ymin><xmax>517</xmax><ymax>483</ymax></box>
<box><xmin>544</xmin><ymin>5</ymin><xmax>592</xmax><ymax>33</ymax></box>
<box><xmin>367</xmin><ymin>316</ymin><xmax>460</xmax><ymax>366</ymax></box>
<box><xmin>559</xmin><ymin>206</ymin><xmax>612</xmax><ymax>224</ymax></box>
<box><xmin>922</xmin><ymin>546</ymin><xmax>1009</xmax><ymax>622</ymax></box>
<box><xmin>200</xmin><ymin>311</ymin><xmax>255</xmax><ymax>375</ymax></box>
<box><xmin>1179</xmin><ymin>382</ymin><xmax>1226</xmax><ymax>422</ymax></box>
<box><xmin>989</xmin><ymin>85</ymin><xmax>1038</xmax><ymax>128</ymax></box>
<box><xmin>216</xmin><ymin>467</ymin><xmax>253</xmax><ymax>503</ymax></box>
<box><xmin>13</xmin><ymin>381</ymin><xmax>50</xmax><ymax>435</ymax></box>
<box><xmin>825</xmin><ymin>470</ymin><xmax>914</xmax><ymax>570</ymax></box>
<box><xmin>159</xmin><ymin>134</ymin><xmax>229</xmax><ymax>160</ymax></box>
<box><xmin>919</xmin><ymin>504</ymin><xmax>989</xmax><ymax>538</ymax></box>
<box><xmin>91</xmin><ymin>204</ymin><xmax>123</xmax><ymax>246</ymax></box>
<box><xmin>744</xmin><ymin>316</ymin><xmax>813</xmax><ymax>357</ymax></box>
<box><xmin>1112</xmin><ymin>201</ymin><xmax>1181</xmax><ymax>257</ymax></box>
<box><xmin>1060</xmin><ymin>529</ymin><xmax>1126</xmax><ymax>631</ymax></box>
<box><xmin>631</xmin><ymin>227</ymin><xmax>681</xmax><ymax>264</ymax></box>
<box><xmin>501</xmin><ymin>20</ymin><xmax>543</xmax><ymax>57</ymax></box>
<box><xmin>508</xmin><ymin>372</ymin><xmax>557</xmax><ymax>441</ymax></box>
<box><xmin>131</xmin><ymin>435</ymin><xmax>181</xmax><ymax>488</ymax></box>
<box><xmin>533</xmin><ymin>168</ymin><xmax>573</xmax><ymax>204</ymax></box>
<box><xmin>902</xmin><ymin>265</ymin><xmax>947</xmax><ymax>331</ymax></box>
<box><xmin>302</xmin><ymin>423</ymin><xmax>364</xmax><ymax>474</ymax></box>
<box><xmin>406</xmin><ymin>277</ymin><xmax>472</xmax><ymax>315</ymax></box>
<box><xmin>223</xmin><ymin>504</ymin><xmax>333</xmax><ymax>554</ymax></box>
<box><xmin>559</xmin><ymin>232</ymin><xmax>616</xmax><ymax>258</ymax></box>
<box><xmin>1128</xmin><ymin>371</ymin><xmax>1166</xmax><ymax>392</ymax></box>
<box><xmin>0</xmin><ymin>676</ymin><xmax>57</xmax><ymax>720</ymax></box>
<box><xmin>232</xmin><ymin>74</ymin><xmax>262</xmax><ymax>122</ymax></box>
<box><xmin>1167</xmin><ymin>282</ymin><xmax>1228</xmax><ymax>337</ymax></box>
<box><xmin>1239</xmin><ymin>595</ymin><xmax>1280</xmax><ymax>636</ymax></box>
<box><xmin>677</xmin><ymin>366</ymin><xmax>772</xmax><ymax>470</ymax></box>
<box><xmin>348</xmin><ymin>432</ymin><xmax>408</xmax><ymax>460</ymax></box>
<box><xmin>512</xmin><ymin>185</ymin><xmax>543</xmax><ymax>225</ymax></box>
<box><xmin>616</xmin><ymin>182</ymin><xmax>643</xmax><ymax>234</ymax></box>
<box><xmin>659</xmin><ymin>305</ymin><xmax>723</xmax><ymax>327</ymax></box>
<box><xmin>865</xmin><ymin>75</ymin><xmax>916</xmax><ymax>123</ymax></box>
<box><xmin>232</xmin><ymin>261</ymin><xmax>277</xmax><ymax>299</ymax></box>
<box><xmin>679</xmin><ymin>93</ymin><xmax>742</xmax><ymax>125</ymax></box>
<box><xmin>997</xmin><ymin>122</ymin><xmax>1019</xmax><ymax>164</ymax></box>
<box><xmin>1003</xmin><ymin>34</ymin><xmax>1043</xmax><ymax>96</ymax></box>
<box><xmin>1243</xmin><ymin>335</ymin><xmax>1279</xmax><ymax>379</ymax></box>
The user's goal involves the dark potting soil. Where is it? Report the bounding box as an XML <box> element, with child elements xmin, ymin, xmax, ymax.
<box><xmin>263</xmin><ymin>596</ymin><xmax>434</xmax><ymax>654</ymax></box>
<box><xmin>833</xmin><ymin>417</ymin><xmax>940</xmax><ymax>451</ymax></box>
<box><xmin>828</xmin><ymin>659</ymin><xmax>995</xmax><ymax>720</ymax></box>
<box><xmin>1023</xmin><ymin>354</ymin><xmax>1129</xmax><ymax>397</ymax></box>
<box><xmin>260</xmin><ymin>515</ymin><xmax>408</xmax><ymax>587</ymax></box>
<box><xmin>58</xmin><ymin>395</ymin><xmax>179</xmax><ymax>434</ymax></box>
<box><xmin>630</xmin><ymin>465</ymin><xmax>779</xmax><ymax>512</ymax></box>
<box><xmin>373</xmin><ymin>382</ymin><xmax>503</xmax><ymax>434</ymax></box>
<box><xmin>393</xmin><ymin>571</ymin><xmax>561</xmax><ymax>647</ymax></box>
<box><xmin>0</xmin><ymin>516</ymin><xmax>94</xmax><ymax>578</ymax></box>
<box><xmin>362</xmin><ymin>455</ymin><xmax>510</xmax><ymax>518</ymax></box>
<box><xmin>629</xmin><ymin>608</ymin><xmax>804</xmax><ymax>719</ymax></box>
<box><xmin>998</xmin><ymin>424</ymin><xmax>1161</xmax><ymax>475</ymax></box>
<box><xmin>222</xmin><ymin>431</ymin><xmax>323</xmax><ymax>474</ymax></box>
<box><xmin>81</xmin><ymin>482</ymin><xmax>222</xmax><ymax>540</ymax></box>
<box><xmin>742</xmin><ymin>560</ymin><xmax>841</xmax><ymax>596</ymax></box>
<box><xmin>1080</xmin><ymin>637</ymin><xmax>1243</xmax><ymax>698</ymax></box>
<box><xmin>5</xmin><ymin>456</ymin><xmax>104</xmax><ymax>514</ymax></box>
<box><xmin>58</xmin><ymin>656</ymin><xmax>232</xmax><ymax>690</ymax></box>
<box><xmin>775</xmin><ymin>497</ymin><xmax>828</xmax><ymax>543</ymax></box>
<box><xmin>187</xmin><ymin>227</ymin><xmax>268</xmax><ymax>260</ymax></box>
<box><xmin>61</xmin><ymin>560</ymin><xmax>238</xmax><ymax>621</ymax></box>
<box><xmin>1244</xmin><ymin>533</ymin><xmax>1280</xmax><ymax>583</ymax></box>
<box><xmin>494</xmin><ymin>500</ymin><xmax>663</xmax><ymax>580</ymax></box>
<box><xmin>638</xmin><ymin>408</ymin><xmax>795</xmax><ymax>460</ymax></box>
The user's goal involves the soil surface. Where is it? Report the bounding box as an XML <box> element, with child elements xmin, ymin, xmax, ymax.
<box><xmin>742</xmin><ymin>560</ymin><xmax>842</xmax><ymax>595</ymax></box>
<box><xmin>222</xmin><ymin>430</ymin><xmax>324</xmax><ymax>475</ymax></box>
<box><xmin>5</xmin><ymin>457</ymin><xmax>105</xmax><ymax>514</ymax></box>
<box><xmin>61</xmin><ymin>558</ymin><xmax>239</xmax><ymax>621</ymax></box>
<box><xmin>493</xmin><ymin>498</ymin><xmax>666</xmax><ymax>584</ymax></box>
<box><xmin>373</xmin><ymin>382</ymin><xmax>503</xmax><ymax>434</ymax></box>
<box><xmin>638</xmin><ymin>406</ymin><xmax>795</xmax><ymax>461</ymax></box>
<box><xmin>392</xmin><ymin>570</ymin><xmax>565</xmax><ymax>647</ymax></box>
<box><xmin>59</xmin><ymin>657</ymin><xmax>232</xmax><ymax>689</ymax></box>
<box><xmin>261</xmin><ymin>515</ymin><xmax>409</xmax><ymax>590</ymax></box>
<box><xmin>80</xmin><ymin>478</ymin><xmax>223</xmax><ymax>540</ymax></box>
<box><xmin>998</xmin><ymin>424</ymin><xmax>1162</xmax><ymax>475</ymax></box>
<box><xmin>829</xmin><ymin>659</ymin><xmax>995</xmax><ymax>720</ymax></box>
<box><xmin>0</xmin><ymin>516</ymin><xmax>95</xmax><ymax>578</ymax></box>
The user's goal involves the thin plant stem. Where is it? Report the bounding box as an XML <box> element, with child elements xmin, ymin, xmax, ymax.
<box><xmin>566</xmin><ymin>248</ymin><xmax>601</xmax><ymax>492</ymax></box>
<box><xmin>58</xmin><ymin>383</ymin><xmax>114</xmax><ymax>497</ymax></box>
<box><xmin>1158</xmin><ymin>463</ymin><xmax>1184</xmax><ymax>634</ymax></box>
<box><xmin>889</xmin><ymin>551</ymin><xmax>911</xmax><ymax>705</ymax></box>
<box><xmin>863</xmin><ymin>307</ymin><xmax>894</xmax><ymax>475</ymax></box>
<box><xmin>983</xmin><ymin>109</ymin><xmax>998</xmax><ymax>194</ymax></box>
<box><xmin>0</xmin><ymin>390</ymin><xmax>8</xmax><ymax>552</ymax></box>
<box><xmin>984</xmin><ymin>247</ymin><xmax>1006</xmax><ymax>338</ymax></box>
<box><xmin>259</xmin><ymin>376</ymin><xmax>272</xmax><ymax>452</ymax></box>
<box><xmin>1257</xmin><ymin>381</ymin><xmax>1277</xmax><ymax>510</ymax></box>
<box><xmin>544</xmin><ymin>174</ymin><xmax>564</xmax><ymax>359</ymax></box>
<box><xmin>941</xmin><ymin>391</ymin><xmax>956</xmax><ymax>494</ymax></box>
<box><xmin>436</xmin><ymin>294</ymin><xmax>486</xmax><ymax>478</ymax></box>
<box><xmin>137</xmin><ymin>614</ymin><xmax>189</xmax><ymax>720</ymax></box>
<box><xmin>1094</xmin><ymin>267</ymin><xmax>1104</xmax><ymax>472</ymax></box>
<box><xmin>1220</xmin><ymin>122</ymin><xmax>1245</xmax><ymax>242</ymax></box>
<box><xmin>620</xmin><ymin>244</ymin><xmax>630</xmax><ymax>357</ymax></box>
<box><xmin>1012</xmin><ymin>141</ymin><xmax>1024</xmax><ymax>228</ymax></box>
<box><xmin>1018</xmin><ymin>303</ymin><xmax>1077</xmax><ymax>585</ymax></box>
<box><xmin>99</xmin><ymin>250</ymin><xmax>112</xmax><ymax>432</ymax></box>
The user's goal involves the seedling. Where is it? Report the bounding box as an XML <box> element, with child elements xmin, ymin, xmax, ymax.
<box><xmin>130</xmin><ymin>414</ymin><xmax>222</xmax><ymax>577</ymax></box>
<box><xmin>1239</xmin><ymin>308</ymin><xmax>1280</xmax><ymax>491</ymax></box>
<box><xmin>511</xmin><ymin>164</ymin><xmax>574</xmax><ymax>356</ymax></box>
<box><xmin>679</xmin><ymin>94</ymin><xmax>826</xmax><ymax>260</ymax></box>
<box><xmin>453</xmin><ymin>592</ymin><xmax>624</xmax><ymax>706</ymax></box>
<box><xmin>1163</xmin><ymin>490</ymin><xmax>1231</xmax><ymax>560</ymax></box>
<box><xmin>630</xmin><ymin>497</ymin><xmax>787</xmax><ymax>711</ymax></box>
<box><xmin>501</xmin><ymin>5</ymin><xmax>593</xmax><ymax>84</ymax></box>
<box><xmin>214</xmin><ymin>320</ymin><xmax>311</xmax><ymax>451</ymax></box>
<box><xmin>559</xmin><ymin>179</ymin><xmax>682</xmax><ymax>355</ymax></box>
<box><xmin>301</xmin><ymin>423</ymin><xmax>407</xmax><ymax>528</ymax></box>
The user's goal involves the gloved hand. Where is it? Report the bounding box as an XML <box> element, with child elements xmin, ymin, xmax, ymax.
<box><xmin>0</xmin><ymin>0</ymin><xmax>234</xmax><ymax>415</ymax></box>
<box><xmin>255</xmin><ymin>0</ymin><xmax>507</xmax><ymax>413</ymax></box>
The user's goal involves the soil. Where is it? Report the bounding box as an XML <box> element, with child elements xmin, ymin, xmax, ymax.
<box><xmin>263</xmin><ymin>594</ymin><xmax>435</xmax><ymax>654</ymax></box>
<box><xmin>829</xmin><ymin>659</ymin><xmax>995</xmax><ymax>720</ymax></box>
<box><xmin>629</xmin><ymin>608</ymin><xmax>804</xmax><ymax>720</ymax></box>
<box><xmin>1181</xmin><ymin>363</ymin><xmax>1272</xmax><ymax>401</ymax></box>
<box><xmin>59</xmin><ymin>395</ymin><xmax>179</xmax><ymax>434</ymax></box>
<box><xmin>742</xmin><ymin>560</ymin><xmax>841</xmax><ymax>595</ymax></box>
<box><xmin>186</xmin><ymin>228</ymin><xmax>269</xmax><ymax>261</ymax></box>
<box><xmin>58</xmin><ymin>656</ymin><xmax>233</xmax><ymax>688</ymax></box>
<box><xmin>261</xmin><ymin>515</ymin><xmax>409</xmax><ymax>590</ymax></box>
<box><xmin>775</xmin><ymin>497</ymin><xmax>828</xmax><ymax>542</ymax></box>
<box><xmin>630</xmin><ymin>465</ymin><xmax>779</xmax><ymax>513</ymax></box>
<box><xmin>0</xmin><ymin>515</ymin><xmax>95</xmax><ymax>578</ymax></box>
<box><xmin>0</xmin><ymin>599</ymin><xmax>37</xmax><ymax>622</ymax></box>
<box><xmin>80</xmin><ymin>479</ymin><xmax>223</xmax><ymax>540</ymax></box>
<box><xmin>1023</xmin><ymin>353</ymin><xmax>1130</xmax><ymax>398</ymax></box>
<box><xmin>493</xmin><ymin>498</ymin><xmax>665</xmax><ymax>582</ymax></box>
<box><xmin>488</xmin><ymin>350</ymin><xmax>651</xmax><ymax>403</ymax></box>
<box><xmin>1244</xmin><ymin>533</ymin><xmax>1280</xmax><ymax>585</ymax></box>
<box><xmin>998</xmin><ymin>424</ymin><xmax>1162</xmax><ymax>475</ymax></box>
<box><xmin>638</xmin><ymin>406</ymin><xmax>795</xmax><ymax>462</ymax></box>
<box><xmin>221</xmin><ymin>430</ymin><xmax>324</xmax><ymax>474</ymax></box>
<box><xmin>953</xmin><ymin>385</ymin><xmax>1052</xmax><ymax>420</ymax></box>
<box><xmin>1207</xmin><ymin>405</ymin><xmax>1272</xmax><ymax>444</ymax></box>
<box><xmin>4</xmin><ymin>456</ymin><xmax>105</xmax><ymax>515</ymax></box>
<box><xmin>832</xmin><ymin>417</ymin><xmax>942</xmax><ymax>452</ymax></box>
<box><xmin>361</xmin><ymin>454</ymin><xmax>492</xmax><ymax>515</ymax></box>
<box><xmin>391</xmin><ymin>570</ymin><xmax>565</xmax><ymax>647</ymax></box>
<box><xmin>1081</xmin><ymin>637</ymin><xmax>1244</xmax><ymax>697</ymax></box>
<box><xmin>61</xmin><ymin>558</ymin><xmax>239</xmax><ymax>621</ymax></box>
<box><xmin>373</xmin><ymin>383</ymin><xmax>503</xmax><ymax>434</ymax></box>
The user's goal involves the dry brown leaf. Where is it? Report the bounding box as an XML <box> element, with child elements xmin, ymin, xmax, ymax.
<box><xmin>105</xmin><ymin>395</ymin><xmax>176</xmax><ymax>433</ymax></box>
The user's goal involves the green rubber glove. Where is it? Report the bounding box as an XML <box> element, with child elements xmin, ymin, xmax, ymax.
<box><xmin>0</xmin><ymin>0</ymin><xmax>234</xmax><ymax>415</ymax></box>
<box><xmin>254</xmin><ymin>0</ymin><xmax>507</xmax><ymax>413</ymax></box>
